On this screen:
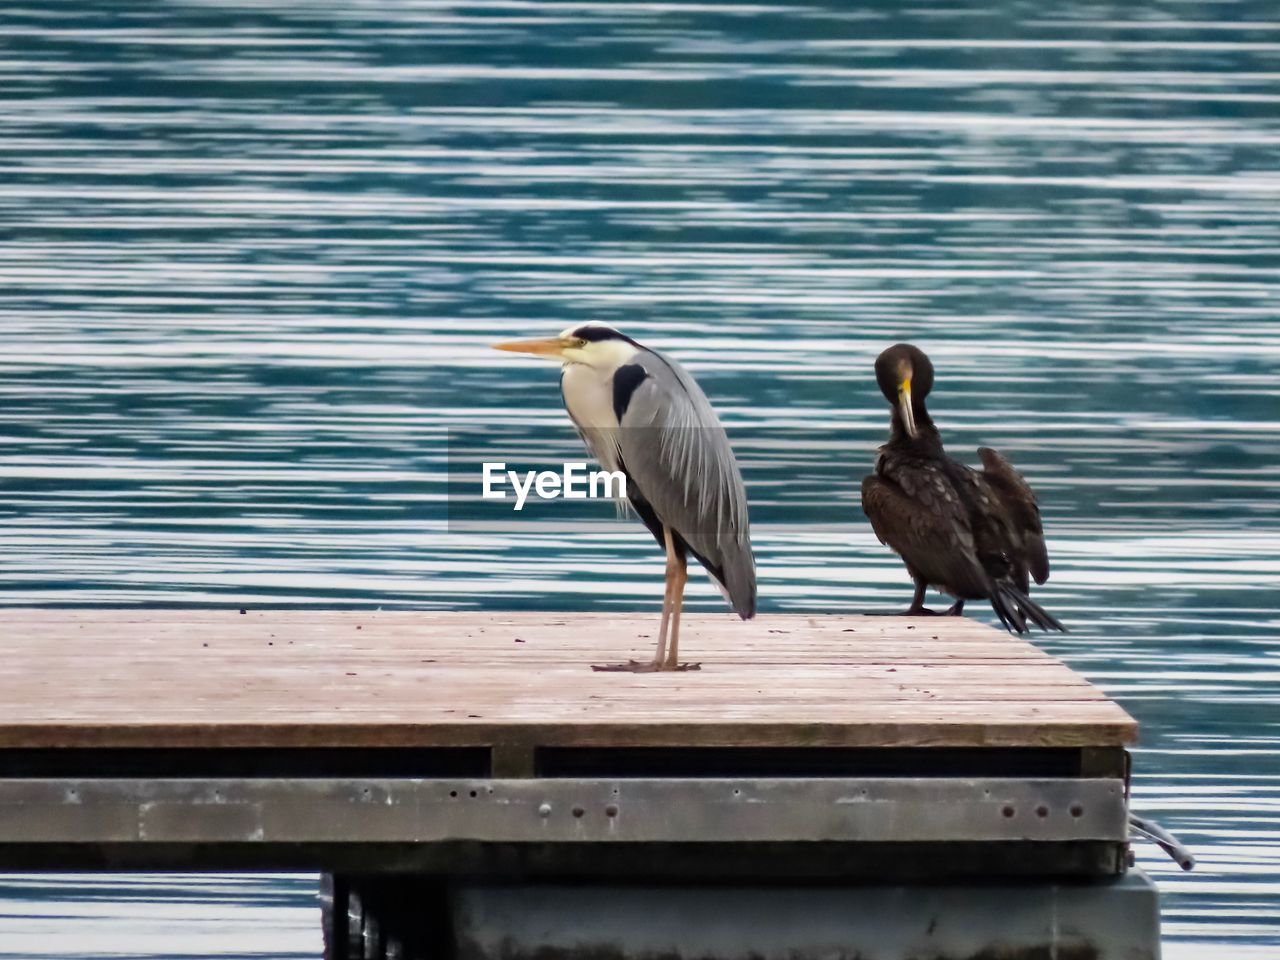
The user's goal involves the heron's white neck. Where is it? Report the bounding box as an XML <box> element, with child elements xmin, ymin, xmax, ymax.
<box><xmin>561</xmin><ymin>337</ymin><xmax>638</xmax><ymax>434</ymax></box>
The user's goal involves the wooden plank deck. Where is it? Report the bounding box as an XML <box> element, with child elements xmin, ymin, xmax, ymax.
<box><xmin>0</xmin><ymin>610</ymin><xmax>1136</xmax><ymax>752</ymax></box>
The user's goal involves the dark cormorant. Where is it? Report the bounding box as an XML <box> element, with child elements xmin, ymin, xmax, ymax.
<box><xmin>860</xmin><ymin>343</ymin><xmax>1065</xmax><ymax>634</ymax></box>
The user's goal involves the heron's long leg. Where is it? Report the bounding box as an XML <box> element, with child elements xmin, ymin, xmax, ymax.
<box><xmin>593</xmin><ymin>526</ymin><xmax>697</xmax><ymax>673</ymax></box>
<box><xmin>663</xmin><ymin>548</ymin><xmax>688</xmax><ymax>669</ymax></box>
<box><xmin>650</xmin><ymin>529</ymin><xmax>678</xmax><ymax>666</ymax></box>
<box><xmin>944</xmin><ymin>598</ymin><xmax>965</xmax><ymax>616</ymax></box>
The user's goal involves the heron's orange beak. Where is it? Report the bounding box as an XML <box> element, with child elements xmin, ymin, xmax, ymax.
<box><xmin>492</xmin><ymin>337</ymin><xmax>568</xmax><ymax>359</ymax></box>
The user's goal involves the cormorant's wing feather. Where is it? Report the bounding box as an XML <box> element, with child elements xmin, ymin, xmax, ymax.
<box><xmin>861</xmin><ymin>467</ymin><xmax>991</xmax><ymax>601</ymax></box>
<box><xmin>615</xmin><ymin>348</ymin><xmax>756</xmax><ymax>619</ymax></box>
<box><xmin>978</xmin><ymin>447</ymin><xmax>1050</xmax><ymax>585</ymax></box>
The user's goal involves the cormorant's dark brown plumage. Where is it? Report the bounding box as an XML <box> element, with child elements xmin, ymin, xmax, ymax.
<box><xmin>860</xmin><ymin>344</ymin><xmax>1064</xmax><ymax>634</ymax></box>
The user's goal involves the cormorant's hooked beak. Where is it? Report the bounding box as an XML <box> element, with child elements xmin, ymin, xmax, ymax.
<box><xmin>897</xmin><ymin>377</ymin><xmax>918</xmax><ymax>439</ymax></box>
<box><xmin>492</xmin><ymin>336</ymin><xmax>568</xmax><ymax>359</ymax></box>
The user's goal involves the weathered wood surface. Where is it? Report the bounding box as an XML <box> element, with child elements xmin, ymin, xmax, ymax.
<box><xmin>0</xmin><ymin>610</ymin><xmax>1136</xmax><ymax>749</ymax></box>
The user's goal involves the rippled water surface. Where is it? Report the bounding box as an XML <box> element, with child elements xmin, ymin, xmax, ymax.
<box><xmin>1</xmin><ymin>1</ymin><xmax>1278</xmax><ymax>957</ymax></box>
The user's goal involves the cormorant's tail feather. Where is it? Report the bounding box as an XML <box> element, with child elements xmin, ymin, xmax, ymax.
<box><xmin>988</xmin><ymin>586</ymin><xmax>1026</xmax><ymax>633</ymax></box>
<box><xmin>991</xmin><ymin>583</ymin><xmax>1066</xmax><ymax>634</ymax></box>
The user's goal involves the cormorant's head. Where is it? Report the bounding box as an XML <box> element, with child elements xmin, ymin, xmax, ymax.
<box><xmin>493</xmin><ymin>323</ymin><xmax>640</xmax><ymax>370</ymax></box>
<box><xmin>874</xmin><ymin>343</ymin><xmax>934</xmax><ymax>439</ymax></box>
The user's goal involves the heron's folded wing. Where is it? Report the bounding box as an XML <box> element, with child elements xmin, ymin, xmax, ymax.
<box><xmin>615</xmin><ymin>352</ymin><xmax>755</xmax><ymax>618</ymax></box>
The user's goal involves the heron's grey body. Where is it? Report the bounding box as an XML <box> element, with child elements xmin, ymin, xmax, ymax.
<box><xmin>495</xmin><ymin>324</ymin><xmax>755</xmax><ymax>670</ymax></box>
<box><xmin>561</xmin><ymin>341</ymin><xmax>756</xmax><ymax>620</ymax></box>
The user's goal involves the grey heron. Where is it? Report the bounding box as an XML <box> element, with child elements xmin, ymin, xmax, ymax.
<box><xmin>861</xmin><ymin>343</ymin><xmax>1064</xmax><ymax>633</ymax></box>
<box><xmin>493</xmin><ymin>324</ymin><xmax>756</xmax><ymax>671</ymax></box>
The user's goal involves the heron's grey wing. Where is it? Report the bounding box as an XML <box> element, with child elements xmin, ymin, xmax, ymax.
<box><xmin>613</xmin><ymin>350</ymin><xmax>756</xmax><ymax>619</ymax></box>
<box><xmin>861</xmin><ymin>467</ymin><xmax>990</xmax><ymax>599</ymax></box>
<box><xmin>978</xmin><ymin>447</ymin><xmax>1049</xmax><ymax>585</ymax></box>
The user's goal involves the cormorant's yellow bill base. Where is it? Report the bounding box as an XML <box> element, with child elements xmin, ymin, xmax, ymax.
<box><xmin>492</xmin><ymin>337</ymin><xmax>567</xmax><ymax>358</ymax></box>
<box><xmin>898</xmin><ymin>377</ymin><xmax>917</xmax><ymax>439</ymax></box>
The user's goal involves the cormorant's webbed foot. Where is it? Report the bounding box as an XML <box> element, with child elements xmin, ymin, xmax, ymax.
<box><xmin>900</xmin><ymin>582</ymin><xmax>938</xmax><ymax>616</ymax></box>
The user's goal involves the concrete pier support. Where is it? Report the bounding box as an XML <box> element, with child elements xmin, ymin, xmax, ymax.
<box><xmin>322</xmin><ymin>872</ymin><xmax>1160</xmax><ymax>960</ymax></box>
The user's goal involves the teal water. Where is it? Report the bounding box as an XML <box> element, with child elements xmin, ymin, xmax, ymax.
<box><xmin>1</xmin><ymin>1</ymin><xmax>1279</xmax><ymax>956</ymax></box>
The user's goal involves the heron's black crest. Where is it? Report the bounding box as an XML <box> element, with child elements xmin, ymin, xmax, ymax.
<box><xmin>572</xmin><ymin>325</ymin><xmax>639</xmax><ymax>345</ymax></box>
<box><xmin>612</xmin><ymin>363</ymin><xmax>649</xmax><ymax>421</ymax></box>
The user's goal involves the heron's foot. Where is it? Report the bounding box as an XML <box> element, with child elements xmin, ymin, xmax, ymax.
<box><xmin>591</xmin><ymin>659</ymin><xmax>702</xmax><ymax>673</ymax></box>
<box><xmin>591</xmin><ymin>658</ymin><xmax>661</xmax><ymax>673</ymax></box>
<box><xmin>662</xmin><ymin>660</ymin><xmax>701</xmax><ymax>672</ymax></box>
<box><xmin>943</xmin><ymin>599</ymin><xmax>966</xmax><ymax>616</ymax></box>
<box><xmin>900</xmin><ymin>607</ymin><xmax>940</xmax><ymax>617</ymax></box>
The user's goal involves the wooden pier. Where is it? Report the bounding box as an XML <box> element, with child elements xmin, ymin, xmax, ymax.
<box><xmin>0</xmin><ymin>610</ymin><xmax>1158</xmax><ymax>960</ymax></box>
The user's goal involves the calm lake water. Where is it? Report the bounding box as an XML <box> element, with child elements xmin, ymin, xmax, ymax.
<box><xmin>1</xmin><ymin>1</ymin><xmax>1278</xmax><ymax>956</ymax></box>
